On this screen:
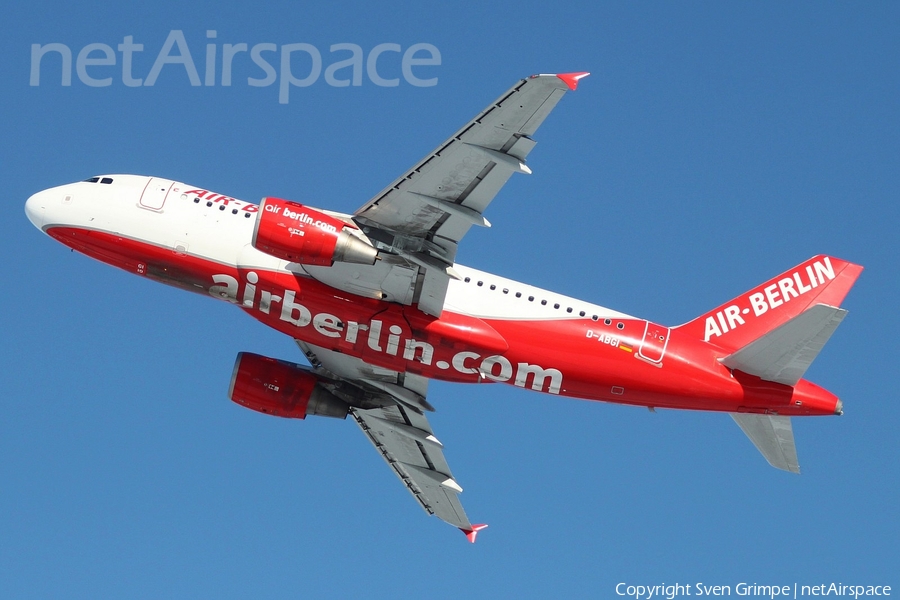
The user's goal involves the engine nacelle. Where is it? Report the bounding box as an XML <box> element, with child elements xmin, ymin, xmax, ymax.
<box><xmin>228</xmin><ymin>352</ymin><xmax>349</xmax><ymax>419</ymax></box>
<box><xmin>252</xmin><ymin>197</ymin><xmax>377</xmax><ymax>267</ymax></box>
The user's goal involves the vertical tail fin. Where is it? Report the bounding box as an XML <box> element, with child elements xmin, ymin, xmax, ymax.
<box><xmin>676</xmin><ymin>255</ymin><xmax>863</xmax><ymax>354</ymax></box>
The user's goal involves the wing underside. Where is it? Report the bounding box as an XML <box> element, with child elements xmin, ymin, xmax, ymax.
<box><xmin>353</xmin><ymin>404</ymin><xmax>471</xmax><ymax>530</ymax></box>
<box><xmin>302</xmin><ymin>73</ymin><xmax>587</xmax><ymax>317</ymax></box>
<box><xmin>296</xmin><ymin>341</ymin><xmax>476</xmax><ymax>533</ymax></box>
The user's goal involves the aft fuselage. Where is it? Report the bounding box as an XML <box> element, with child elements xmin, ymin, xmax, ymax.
<box><xmin>25</xmin><ymin>175</ymin><xmax>839</xmax><ymax>416</ymax></box>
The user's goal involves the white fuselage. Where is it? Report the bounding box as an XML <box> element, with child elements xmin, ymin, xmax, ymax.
<box><xmin>25</xmin><ymin>174</ymin><xmax>631</xmax><ymax>323</ymax></box>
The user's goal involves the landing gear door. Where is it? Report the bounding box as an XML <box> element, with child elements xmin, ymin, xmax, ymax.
<box><xmin>638</xmin><ymin>321</ymin><xmax>670</xmax><ymax>364</ymax></box>
<box><xmin>140</xmin><ymin>177</ymin><xmax>174</xmax><ymax>211</ymax></box>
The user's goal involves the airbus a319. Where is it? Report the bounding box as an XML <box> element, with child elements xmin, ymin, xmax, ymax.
<box><xmin>25</xmin><ymin>72</ymin><xmax>861</xmax><ymax>541</ymax></box>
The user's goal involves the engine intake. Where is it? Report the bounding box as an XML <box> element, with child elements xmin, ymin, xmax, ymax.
<box><xmin>228</xmin><ymin>352</ymin><xmax>349</xmax><ymax>419</ymax></box>
<box><xmin>252</xmin><ymin>197</ymin><xmax>377</xmax><ymax>266</ymax></box>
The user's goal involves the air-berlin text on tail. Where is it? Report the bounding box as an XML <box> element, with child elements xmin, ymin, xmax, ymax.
<box><xmin>208</xmin><ymin>271</ymin><xmax>564</xmax><ymax>394</ymax></box>
<box><xmin>704</xmin><ymin>257</ymin><xmax>836</xmax><ymax>341</ymax></box>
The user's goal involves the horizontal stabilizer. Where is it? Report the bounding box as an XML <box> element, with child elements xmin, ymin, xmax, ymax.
<box><xmin>721</xmin><ymin>304</ymin><xmax>847</xmax><ymax>386</ymax></box>
<box><xmin>731</xmin><ymin>413</ymin><xmax>800</xmax><ymax>474</ymax></box>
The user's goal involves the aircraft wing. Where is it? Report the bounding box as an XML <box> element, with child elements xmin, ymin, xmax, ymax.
<box><xmin>350</xmin><ymin>72</ymin><xmax>588</xmax><ymax>316</ymax></box>
<box><xmin>295</xmin><ymin>340</ymin><xmax>483</xmax><ymax>538</ymax></box>
<box><xmin>353</xmin><ymin>403</ymin><xmax>472</xmax><ymax>530</ymax></box>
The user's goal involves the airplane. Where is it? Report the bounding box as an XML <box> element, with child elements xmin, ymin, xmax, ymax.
<box><xmin>24</xmin><ymin>72</ymin><xmax>862</xmax><ymax>542</ymax></box>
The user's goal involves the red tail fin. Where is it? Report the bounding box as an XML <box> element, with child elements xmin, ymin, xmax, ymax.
<box><xmin>676</xmin><ymin>255</ymin><xmax>863</xmax><ymax>353</ymax></box>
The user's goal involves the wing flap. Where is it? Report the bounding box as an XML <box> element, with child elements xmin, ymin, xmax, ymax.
<box><xmin>730</xmin><ymin>413</ymin><xmax>800</xmax><ymax>474</ymax></box>
<box><xmin>417</xmin><ymin>261</ymin><xmax>452</xmax><ymax>317</ymax></box>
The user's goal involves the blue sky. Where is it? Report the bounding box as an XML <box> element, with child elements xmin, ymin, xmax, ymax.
<box><xmin>2</xmin><ymin>1</ymin><xmax>898</xmax><ymax>597</ymax></box>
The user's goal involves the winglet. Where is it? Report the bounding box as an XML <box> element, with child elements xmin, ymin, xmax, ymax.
<box><xmin>556</xmin><ymin>72</ymin><xmax>590</xmax><ymax>90</ymax></box>
<box><xmin>461</xmin><ymin>524</ymin><xmax>488</xmax><ymax>543</ymax></box>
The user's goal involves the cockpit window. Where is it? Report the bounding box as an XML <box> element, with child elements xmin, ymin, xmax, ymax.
<box><xmin>100</xmin><ymin>177</ymin><xmax>113</xmax><ymax>184</ymax></box>
<box><xmin>84</xmin><ymin>177</ymin><xmax>100</xmax><ymax>183</ymax></box>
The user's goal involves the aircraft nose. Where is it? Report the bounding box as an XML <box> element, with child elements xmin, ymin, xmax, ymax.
<box><xmin>24</xmin><ymin>191</ymin><xmax>45</xmax><ymax>230</ymax></box>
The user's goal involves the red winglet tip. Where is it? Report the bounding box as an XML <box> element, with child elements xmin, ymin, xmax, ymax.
<box><xmin>556</xmin><ymin>72</ymin><xmax>590</xmax><ymax>90</ymax></box>
<box><xmin>462</xmin><ymin>524</ymin><xmax>489</xmax><ymax>543</ymax></box>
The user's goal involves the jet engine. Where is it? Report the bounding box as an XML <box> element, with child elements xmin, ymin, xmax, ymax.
<box><xmin>252</xmin><ymin>197</ymin><xmax>377</xmax><ymax>266</ymax></box>
<box><xmin>228</xmin><ymin>352</ymin><xmax>349</xmax><ymax>419</ymax></box>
